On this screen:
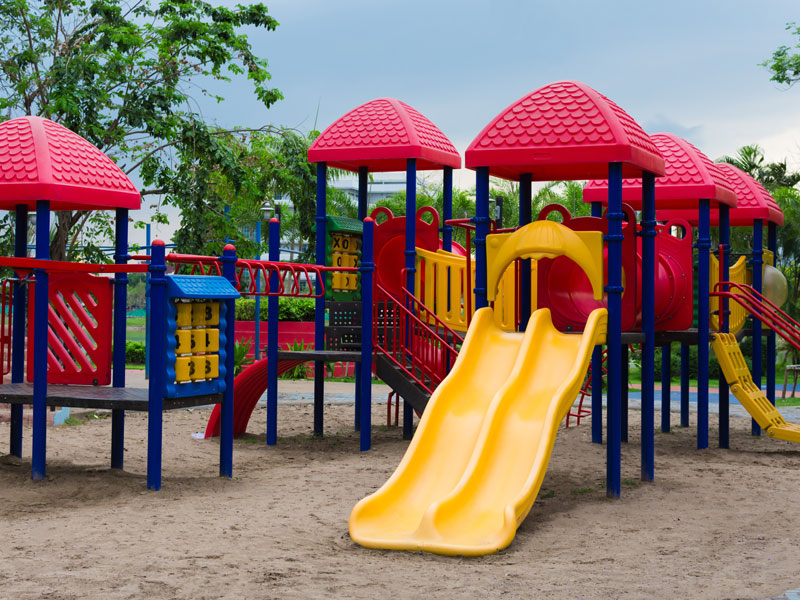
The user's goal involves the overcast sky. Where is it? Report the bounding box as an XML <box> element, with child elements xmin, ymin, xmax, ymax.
<box><xmin>138</xmin><ymin>0</ymin><xmax>800</xmax><ymax>246</ymax></box>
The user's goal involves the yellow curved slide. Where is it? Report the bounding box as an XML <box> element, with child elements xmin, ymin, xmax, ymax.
<box><xmin>350</xmin><ymin>307</ymin><xmax>607</xmax><ymax>556</ymax></box>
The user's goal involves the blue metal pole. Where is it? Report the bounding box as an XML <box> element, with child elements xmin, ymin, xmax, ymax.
<box><xmin>403</xmin><ymin>159</ymin><xmax>417</xmax><ymax>440</ymax></box>
<box><xmin>254</xmin><ymin>219</ymin><xmax>262</xmax><ymax>361</ymax></box>
<box><xmin>591</xmin><ymin>200</ymin><xmax>604</xmax><ymax>445</ymax></box>
<box><xmin>314</xmin><ymin>163</ymin><xmax>327</xmax><ymax>436</ymax></box>
<box><xmin>267</xmin><ymin>218</ymin><xmax>280</xmax><ymax>446</ymax></box>
<box><xmin>697</xmin><ymin>199</ymin><xmax>711</xmax><ymax>449</ymax></box>
<box><xmin>680</xmin><ymin>344</ymin><xmax>690</xmax><ymax>427</ymax></box>
<box><xmin>767</xmin><ymin>222</ymin><xmax>777</xmax><ymax>407</ymax></box>
<box><xmin>641</xmin><ymin>172</ymin><xmax>656</xmax><ymax>480</ymax></box>
<box><xmin>355</xmin><ymin>166</ymin><xmax>369</xmax><ymax>432</ymax></box>
<box><xmin>31</xmin><ymin>200</ymin><xmax>50</xmax><ymax>481</ymax></box>
<box><xmin>220</xmin><ymin>243</ymin><xmax>237</xmax><ymax>477</ymax></box>
<box><xmin>752</xmin><ymin>219</ymin><xmax>764</xmax><ymax>436</ymax></box>
<box><xmin>360</xmin><ymin>218</ymin><xmax>375</xmax><ymax>451</ymax></box>
<box><xmin>473</xmin><ymin>167</ymin><xmax>490</xmax><ymax>311</ymax></box>
<box><xmin>145</xmin><ymin>223</ymin><xmax>151</xmax><ymax>380</ymax></box>
<box><xmin>719</xmin><ymin>205</ymin><xmax>731</xmax><ymax>448</ymax></box>
<box><xmin>111</xmin><ymin>208</ymin><xmax>129</xmax><ymax>469</ymax></box>
<box><xmin>661</xmin><ymin>344</ymin><xmax>671</xmax><ymax>433</ymax></box>
<box><xmin>146</xmin><ymin>240</ymin><xmax>166</xmax><ymax>490</ymax></box>
<box><xmin>621</xmin><ymin>344</ymin><xmax>629</xmax><ymax>443</ymax></box>
<box><xmin>10</xmin><ymin>205</ymin><xmax>28</xmax><ymax>458</ymax></box>
<box><xmin>606</xmin><ymin>163</ymin><xmax>623</xmax><ymax>498</ymax></box>
<box><xmin>519</xmin><ymin>173</ymin><xmax>532</xmax><ymax>331</ymax></box>
<box><xmin>442</xmin><ymin>167</ymin><xmax>453</xmax><ymax>252</ymax></box>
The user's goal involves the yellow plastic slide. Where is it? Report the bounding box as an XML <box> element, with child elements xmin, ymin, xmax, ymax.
<box><xmin>349</xmin><ymin>307</ymin><xmax>607</xmax><ymax>555</ymax></box>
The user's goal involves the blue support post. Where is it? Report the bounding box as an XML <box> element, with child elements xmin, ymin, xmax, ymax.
<box><xmin>719</xmin><ymin>205</ymin><xmax>731</xmax><ymax>448</ymax></box>
<box><xmin>473</xmin><ymin>167</ymin><xmax>490</xmax><ymax>311</ymax></box>
<box><xmin>355</xmin><ymin>166</ymin><xmax>368</xmax><ymax>432</ymax></box>
<box><xmin>254</xmin><ymin>219</ymin><xmax>262</xmax><ymax>361</ymax></box>
<box><xmin>10</xmin><ymin>205</ymin><xmax>28</xmax><ymax>458</ymax></box>
<box><xmin>661</xmin><ymin>344</ymin><xmax>671</xmax><ymax>433</ymax></box>
<box><xmin>403</xmin><ymin>159</ymin><xmax>417</xmax><ymax>440</ymax></box>
<box><xmin>442</xmin><ymin>167</ymin><xmax>453</xmax><ymax>253</ymax></box>
<box><xmin>767</xmin><ymin>222</ymin><xmax>777</xmax><ymax>407</ymax></box>
<box><xmin>266</xmin><ymin>219</ymin><xmax>280</xmax><ymax>446</ymax></box>
<box><xmin>606</xmin><ymin>163</ymin><xmax>623</xmax><ymax>498</ymax></box>
<box><xmin>519</xmin><ymin>173</ymin><xmax>532</xmax><ymax>331</ymax></box>
<box><xmin>147</xmin><ymin>240</ymin><xmax>167</xmax><ymax>490</ymax></box>
<box><xmin>31</xmin><ymin>201</ymin><xmax>50</xmax><ymax>481</ymax></box>
<box><xmin>111</xmin><ymin>208</ymin><xmax>129</xmax><ymax>469</ymax></box>
<box><xmin>621</xmin><ymin>344</ymin><xmax>629</xmax><ymax>443</ymax></box>
<box><xmin>360</xmin><ymin>218</ymin><xmax>375</xmax><ymax>451</ymax></box>
<box><xmin>697</xmin><ymin>199</ymin><xmax>711</xmax><ymax>449</ymax></box>
<box><xmin>314</xmin><ymin>163</ymin><xmax>327</xmax><ymax>436</ymax></box>
<box><xmin>591</xmin><ymin>200</ymin><xmax>603</xmax><ymax>445</ymax></box>
<box><xmin>145</xmin><ymin>223</ymin><xmax>151</xmax><ymax>380</ymax></box>
<box><xmin>220</xmin><ymin>244</ymin><xmax>237</xmax><ymax>477</ymax></box>
<box><xmin>752</xmin><ymin>219</ymin><xmax>764</xmax><ymax>436</ymax></box>
<box><xmin>641</xmin><ymin>172</ymin><xmax>656</xmax><ymax>480</ymax></box>
<box><xmin>680</xmin><ymin>343</ymin><xmax>690</xmax><ymax>427</ymax></box>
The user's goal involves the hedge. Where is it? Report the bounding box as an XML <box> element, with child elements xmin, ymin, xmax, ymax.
<box><xmin>125</xmin><ymin>341</ymin><xmax>146</xmax><ymax>364</ymax></box>
<box><xmin>234</xmin><ymin>297</ymin><xmax>315</xmax><ymax>322</ymax></box>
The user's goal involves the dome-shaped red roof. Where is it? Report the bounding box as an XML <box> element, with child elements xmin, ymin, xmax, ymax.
<box><xmin>465</xmin><ymin>81</ymin><xmax>665</xmax><ymax>181</ymax></box>
<box><xmin>583</xmin><ymin>132</ymin><xmax>737</xmax><ymax>209</ymax></box>
<box><xmin>658</xmin><ymin>163</ymin><xmax>783</xmax><ymax>226</ymax></box>
<box><xmin>0</xmin><ymin>116</ymin><xmax>140</xmax><ymax>211</ymax></box>
<box><xmin>307</xmin><ymin>98</ymin><xmax>460</xmax><ymax>172</ymax></box>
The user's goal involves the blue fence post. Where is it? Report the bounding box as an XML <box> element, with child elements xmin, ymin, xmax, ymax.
<box><xmin>591</xmin><ymin>201</ymin><xmax>603</xmax><ymax>445</ymax></box>
<box><xmin>661</xmin><ymin>344</ymin><xmax>671</xmax><ymax>433</ymax></box>
<box><xmin>254</xmin><ymin>219</ymin><xmax>262</xmax><ymax>361</ymax></box>
<box><xmin>314</xmin><ymin>163</ymin><xmax>327</xmax><ymax>436</ymax></box>
<box><xmin>767</xmin><ymin>222</ymin><xmax>777</xmax><ymax>406</ymax></box>
<box><xmin>403</xmin><ymin>159</ymin><xmax>417</xmax><ymax>440</ymax></box>
<box><xmin>111</xmin><ymin>208</ymin><xmax>129</xmax><ymax>469</ymax></box>
<box><xmin>621</xmin><ymin>344</ymin><xmax>629</xmax><ymax>443</ymax></box>
<box><xmin>751</xmin><ymin>219</ymin><xmax>764</xmax><ymax>436</ymax></box>
<box><xmin>719</xmin><ymin>205</ymin><xmax>731</xmax><ymax>448</ymax></box>
<box><xmin>267</xmin><ymin>218</ymin><xmax>280</xmax><ymax>446</ymax></box>
<box><xmin>31</xmin><ymin>200</ymin><xmax>50</xmax><ymax>481</ymax></box>
<box><xmin>640</xmin><ymin>172</ymin><xmax>656</xmax><ymax>480</ymax></box>
<box><xmin>145</xmin><ymin>223</ymin><xmax>151</xmax><ymax>379</ymax></box>
<box><xmin>442</xmin><ymin>166</ymin><xmax>453</xmax><ymax>253</ymax></box>
<box><xmin>220</xmin><ymin>244</ymin><xmax>237</xmax><ymax>477</ymax></box>
<box><xmin>146</xmin><ymin>240</ymin><xmax>167</xmax><ymax>490</ymax></box>
<box><xmin>355</xmin><ymin>166</ymin><xmax>369</xmax><ymax>432</ymax></box>
<box><xmin>606</xmin><ymin>163</ymin><xmax>623</xmax><ymax>498</ymax></box>
<box><xmin>680</xmin><ymin>343</ymin><xmax>690</xmax><ymax>427</ymax></box>
<box><xmin>10</xmin><ymin>204</ymin><xmax>28</xmax><ymax>458</ymax></box>
<box><xmin>519</xmin><ymin>173</ymin><xmax>532</xmax><ymax>331</ymax></box>
<box><xmin>697</xmin><ymin>199</ymin><xmax>711</xmax><ymax>449</ymax></box>
<box><xmin>360</xmin><ymin>218</ymin><xmax>375</xmax><ymax>451</ymax></box>
<box><xmin>473</xmin><ymin>167</ymin><xmax>490</xmax><ymax>311</ymax></box>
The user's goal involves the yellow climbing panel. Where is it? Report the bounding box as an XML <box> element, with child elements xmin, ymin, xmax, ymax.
<box><xmin>711</xmin><ymin>333</ymin><xmax>800</xmax><ymax>443</ymax></box>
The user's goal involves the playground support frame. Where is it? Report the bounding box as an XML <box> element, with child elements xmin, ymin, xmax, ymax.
<box><xmin>640</xmin><ymin>172</ymin><xmax>656</xmax><ymax>481</ymax></box>
<box><xmin>606</xmin><ymin>162</ymin><xmax>623</xmax><ymax>498</ymax></box>
<box><xmin>697</xmin><ymin>198</ymin><xmax>711</xmax><ymax>450</ymax></box>
<box><xmin>719</xmin><ymin>205</ymin><xmax>731</xmax><ymax>448</ymax></box>
<box><xmin>767</xmin><ymin>222</ymin><xmax>777</xmax><ymax>407</ymax></box>
<box><xmin>752</xmin><ymin>219</ymin><xmax>764</xmax><ymax>436</ymax></box>
<box><xmin>591</xmin><ymin>200</ymin><xmax>603</xmax><ymax>445</ymax></box>
<box><xmin>267</xmin><ymin>218</ymin><xmax>280</xmax><ymax>446</ymax></box>
<box><xmin>519</xmin><ymin>173</ymin><xmax>532</xmax><ymax>331</ymax></box>
<box><xmin>31</xmin><ymin>200</ymin><xmax>50</xmax><ymax>481</ymax></box>
<box><xmin>314</xmin><ymin>163</ymin><xmax>327</xmax><ymax>436</ymax></box>
<box><xmin>111</xmin><ymin>208</ymin><xmax>129</xmax><ymax>469</ymax></box>
<box><xmin>9</xmin><ymin>204</ymin><xmax>27</xmax><ymax>458</ymax></box>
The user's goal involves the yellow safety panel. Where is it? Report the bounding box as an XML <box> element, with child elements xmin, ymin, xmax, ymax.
<box><xmin>174</xmin><ymin>330</ymin><xmax>193</xmax><ymax>355</ymax></box>
<box><xmin>175</xmin><ymin>302</ymin><xmax>193</xmax><ymax>328</ymax></box>
<box><xmin>204</xmin><ymin>328</ymin><xmax>220</xmax><ymax>353</ymax></box>
<box><xmin>710</xmin><ymin>255</ymin><xmax>748</xmax><ymax>334</ymax></box>
<box><xmin>175</xmin><ymin>356</ymin><xmax>193</xmax><ymax>382</ymax></box>
<box><xmin>332</xmin><ymin>252</ymin><xmax>358</xmax><ymax>269</ymax></box>
<box><xmin>349</xmin><ymin>307</ymin><xmax>608</xmax><ymax>556</ymax></box>
<box><xmin>711</xmin><ymin>333</ymin><xmax>800</xmax><ymax>440</ymax></box>
<box><xmin>331</xmin><ymin>234</ymin><xmax>359</xmax><ymax>252</ymax></box>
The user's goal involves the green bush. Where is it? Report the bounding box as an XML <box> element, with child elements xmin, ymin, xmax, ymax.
<box><xmin>125</xmin><ymin>341</ymin><xmax>146</xmax><ymax>364</ymax></box>
<box><xmin>235</xmin><ymin>297</ymin><xmax>315</xmax><ymax>322</ymax></box>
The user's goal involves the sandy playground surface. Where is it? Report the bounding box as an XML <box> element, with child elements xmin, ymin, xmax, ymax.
<box><xmin>2</xmin><ymin>400</ymin><xmax>800</xmax><ymax>600</ymax></box>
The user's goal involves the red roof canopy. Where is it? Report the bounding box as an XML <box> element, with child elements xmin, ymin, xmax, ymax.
<box><xmin>307</xmin><ymin>98</ymin><xmax>461</xmax><ymax>172</ymax></box>
<box><xmin>658</xmin><ymin>163</ymin><xmax>783</xmax><ymax>226</ymax></box>
<box><xmin>583</xmin><ymin>133</ymin><xmax>737</xmax><ymax>209</ymax></box>
<box><xmin>0</xmin><ymin>116</ymin><xmax>140</xmax><ymax>211</ymax></box>
<box><xmin>465</xmin><ymin>80</ymin><xmax>665</xmax><ymax>181</ymax></box>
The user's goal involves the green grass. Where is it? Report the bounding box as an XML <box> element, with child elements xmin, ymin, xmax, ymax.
<box><xmin>540</xmin><ymin>490</ymin><xmax>555</xmax><ymax>499</ymax></box>
<box><xmin>570</xmin><ymin>487</ymin><xmax>594</xmax><ymax>495</ymax></box>
<box><xmin>777</xmin><ymin>396</ymin><xmax>800</xmax><ymax>407</ymax></box>
<box><xmin>126</xmin><ymin>364</ymin><xmax>145</xmax><ymax>370</ymax></box>
<box><xmin>622</xmin><ymin>478</ymin><xmax>640</xmax><ymax>488</ymax></box>
<box><xmin>127</xmin><ymin>316</ymin><xmax>145</xmax><ymax>327</ymax></box>
<box><xmin>63</xmin><ymin>416</ymin><xmax>83</xmax><ymax>426</ymax></box>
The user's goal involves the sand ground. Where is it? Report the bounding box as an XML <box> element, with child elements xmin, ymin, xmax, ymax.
<box><xmin>2</xmin><ymin>399</ymin><xmax>800</xmax><ymax>600</ymax></box>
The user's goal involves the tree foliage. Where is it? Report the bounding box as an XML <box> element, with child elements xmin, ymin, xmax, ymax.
<box><xmin>762</xmin><ymin>22</ymin><xmax>800</xmax><ymax>86</ymax></box>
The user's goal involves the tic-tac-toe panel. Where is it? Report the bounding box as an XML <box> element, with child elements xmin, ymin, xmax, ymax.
<box><xmin>325</xmin><ymin>215</ymin><xmax>362</xmax><ymax>301</ymax></box>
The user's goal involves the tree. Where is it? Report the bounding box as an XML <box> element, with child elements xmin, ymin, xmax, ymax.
<box><xmin>762</xmin><ymin>22</ymin><xmax>800</xmax><ymax>86</ymax></box>
<box><xmin>0</xmin><ymin>0</ymin><xmax>282</xmax><ymax>261</ymax></box>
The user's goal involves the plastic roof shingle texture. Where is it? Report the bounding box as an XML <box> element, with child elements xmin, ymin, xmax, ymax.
<box><xmin>308</xmin><ymin>98</ymin><xmax>460</xmax><ymax>172</ymax></box>
<box><xmin>0</xmin><ymin>116</ymin><xmax>140</xmax><ymax>211</ymax></box>
<box><xmin>465</xmin><ymin>80</ymin><xmax>665</xmax><ymax>181</ymax></box>
<box><xmin>583</xmin><ymin>132</ymin><xmax>738</xmax><ymax>209</ymax></box>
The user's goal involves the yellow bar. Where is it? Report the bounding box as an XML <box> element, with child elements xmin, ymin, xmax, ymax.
<box><xmin>174</xmin><ymin>330</ymin><xmax>193</xmax><ymax>355</ymax></box>
<box><xmin>175</xmin><ymin>302</ymin><xmax>193</xmax><ymax>328</ymax></box>
<box><xmin>175</xmin><ymin>356</ymin><xmax>193</xmax><ymax>382</ymax></box>
<box><xmin>204</xmin><ymin>328</ymin><xmax>220</xmax><ymax>353</ymax></box>
<box><xmin>203</xmin><ymin>354</ymin><xmax>220</xmax><ymax>379</ymax></box>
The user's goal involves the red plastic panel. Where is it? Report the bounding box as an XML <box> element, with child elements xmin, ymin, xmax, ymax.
<box><xmin>27</xmin><ymin>272</ymin><xmax>113</xmax><ymax>385</ymax></box>
<box><xmin>1</xmin><ymin>279</ymin><xmax>11</xmax><ymax>377</ymax></box>
<box><xmin>465</xmin><ymin>81</ymin><xmax>665</xmax><ymax>181</ymax></box>
<box><xmin>308</xmin><ymin>98</ymin><xmax>461</xmax><ymax>172</ymax></box>
<box><xmin>583</xmin><ymin>133</ymin><xmax>737</xmax><ymax>209</ymax></box>
<box><xmin>0</xmin><ymin>116</ymin><xmax>140</xmax><ymax>211</ymax></box>
<box><xmin>652</xmin><ymin>220</ymin><xmax>694</xmax><ymax>331</ymax></box>
<box><xmin>370</xmin><ymin>206</ymin><xmax>441</xmax><ymax>299</ymax></box>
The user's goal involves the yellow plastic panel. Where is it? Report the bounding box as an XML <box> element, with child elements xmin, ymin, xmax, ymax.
<box><xmin>205</xmin><ymin>302</ymin><xmax>220</xmax><ymax>327</ymax></box>
<box><xmin>175</xmin><ymin>302</ymin><xmax>193</xmax><ymax>328</ymax></box>
<box><xmin>192</xmin><ymin>302</ymin><xmax>208</xmax><ymax>327</ymax></box>
<box><xmin>768</xmin><ymin>423</ymin><xmax>800</xmax><ymax>443</ymax></box>
<box><xmin>204</xmin><ymin>328</ymin><xmax>220</xmax><ymax>353</ymax></box>
<box><xmin>349</xmin><ymin>309</ymin><xmax>526</xmax><ymax>550</ymax></box>
<box><xmin>331</xmin><ymin>234</ymin><xmax>359</xmax><ymax>253</ymax></box>
<box><xmin>174</xmin><ymin>330</ymin><xmax>192</xmax><ymax>355</ymax></box>
<box><xmin>174</xmin><ymin>356</ymin><xmax>193</xmax><ymax>382</ymax></box>
<box><xmin>190</xmin><ymin>356</ymin><xmax>206</xmax><ymax>381</ymax></box>
<box><xmin>203</xmin><ymin>354</ymin><xmax>220</xmax><ymax>379</ymax></box>
<box><xmin>332</xmin><ymin>252</ymin><xmax>357</xmax><ymax>268</ymax></box>
<box><xmin>192</xmin><ymin>329</ymin><xmax>207</xmax><ymax>353</ymax></box>
<box><xmin>349</xmin><ymin>307</ymin><xmax>608</xmax><ymax>556</ymax></box>
<box><xmin>710</xmin><ymin>255</ymin><xmax>748</xmax><ymax>334</ymax></box>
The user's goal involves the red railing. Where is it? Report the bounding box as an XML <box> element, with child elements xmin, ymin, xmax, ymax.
<box><xmin>374</xmin><ymin>281</ymin><xmax>464</xmax><ymax>395</ymax></box>
<box><xmin>566</xmin><ymin>347</ymin><xmax>608</xmax><ymax>427</ymax></box>
<box><xmin>1</xmin><ymin>278</ymin><xmax>13</xmax><ymax>376</ymax></box>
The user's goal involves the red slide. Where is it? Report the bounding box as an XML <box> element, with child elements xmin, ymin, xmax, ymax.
<box><xmin>204</xmin><ymin>357</ymin><xmax>303</xmax><ymax>438</ymax></box>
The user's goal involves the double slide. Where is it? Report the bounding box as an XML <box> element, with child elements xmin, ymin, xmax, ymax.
<box><xmin>349</xmin><ymin>306</ymin><xmax>607</xmax><ymax>556</ymax></box>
